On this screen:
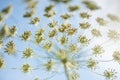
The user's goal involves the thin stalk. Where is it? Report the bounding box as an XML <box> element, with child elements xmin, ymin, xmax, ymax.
<box><xmin>63</xmin><ymin>63</ymin><xmax>70</xmax><ymax>80</ymax></box>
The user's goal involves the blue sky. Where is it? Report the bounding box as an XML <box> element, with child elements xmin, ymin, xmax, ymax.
<box><xmin>0</xmin><ymin>0</ymin><xmax>120</xmax><ymax>80</ymax></box>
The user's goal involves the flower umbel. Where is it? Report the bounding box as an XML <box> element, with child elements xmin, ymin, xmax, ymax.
<box><xmin>21</xmin><ymin>64</ymin><xmax>31</xmax><ymax>73</ymax></box>
<box><xmin>113</xmin><ymin>51</ymin><xmax>120</xmax><ymax>63</ymax></box>
<box><xmin>0</xmin><ymin>57</ymin><xmax>5</xmax><ymax>68</ymax></box>
<box><xmin>104</xmin><ymin>69</ymin><xmax>117</xmax><ymax>80</ymax></box>
<box><xmin>4</xmin><ymin>41</ymin><xmax>16</xmax><ymax>55</ymax></box>
<box><xmin>23</xmin><ymin>48</ymin><xmax>34</xmax><ymax>58</ymax></box>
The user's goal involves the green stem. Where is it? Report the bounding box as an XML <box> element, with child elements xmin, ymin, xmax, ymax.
<box><xmin>63</xmin><ymin>63</ymin><xmax>70</xmax><ymax>80</ymax></box>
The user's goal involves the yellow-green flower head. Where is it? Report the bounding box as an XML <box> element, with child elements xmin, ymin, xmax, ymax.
<box><xmin>68</xmin><ymin>5</ymin><xmax>80</xmax><ymax>12</ymax></box>
<box><xmin>96</xmin><ymin>17</ymin><xmax>107</xmax><ymax>26</ymax></box>
<box><xmin>48</xmin><ymin>29</ymin><xmax>57</xmax><ymax>38</ymax></box>
<box><xmin>35</xmin><ymin>29</ymin><xmax>44</xmax><ymax>37</ymax></box>
<box><xmin>91</xmin><ymin>29</ymin><xmax>102</xmax><ymax>37</ymax></box>
<box><xmin>67</xmin><ymin>28</ymin><xmax>77</xmax><ymax>36</ymax></box>
<box><xmin>48</xmin><ymin>21</ymin><xmax>58</xmax><ymax>28</ymax></box>
<box><xmin>92</xmin><ymin>45</ymin><xmax>104</xmax><ymax>56</ymax></box>
<box><xmin>80</xmin><ymin>12</ymin><xmax>91</xmax><ymax>19</ymax></box>
<box><xmin>82</xmin><ymin>0</ymin><xmax>100</xmax><ymax>10</ymax></box>
<box><xmin>80</xmin><ymin>22</ymin><xmax>91</xmax><ymax>29</ymax></box>
<box><xmin>113</xmin><ymin>51</ymin><xmax>120</xmax><ymax>63</ymax></box>
<box><xmin>4</xmin><ymin>41</ymin><xmax>16</xmax><ymax>55</ymax></box>
<box><xmin>87</xmin><ymin>58</ymin><xmax>98</xmax><ymax>69</ymax></box>
<box><xmin>43</xmin><ymin>41</ymin><xmax>52</xmax><ymax>51</ymax></box>
<box><xmin>107</xmin><ymin>14</ymin><xmax>120</xmax><ymax>22</ymax></box>
<box><xmin>0</xmin><ymin>25</ymin><xmax>9</xmax><ymax>39</ymax></box>
<box><xmin>9</xmin><ymin>26</ymin><xmax>17</xmax><ymax>37</ymax></box>
<box><xmin>27</xmin><ymin>1</ymin><xmax>38</xmax><ymax>9</ymax></box>
<box><xmin>79</xmin><ymin>35</ymin><xmax>90</xmax><ymax>44</ymax></box>
<box><xmin>1</xmin><ymin>5</ymin><xmax>12</xmax><ymax>14</ymax></box>
<box><xmin>0</xmin><ymin>13</ymin><xmax>4</xmax><ymax>22</ymax></box>
<box><xmin>34</xmin><ymin>78</ymin><xmax>39</xmax><ymax>80</ymax></box>
<box><xmin>0</xmin><ymin>57</ymin><xmax>5</xmax><ymax>69</ymax></box>
<box><xmin>44</xmin><ymin>10</ymin><xmax>56</xmax><ymax>18</ymax></box>
<box><xmin>70</xmin><ymin>72</ymin><xmax>79</xmax><ymax>80</ymax></box>
<box><xmin>35</xmin><ymin>35</ymin><xmax>44</xmax><ymax>45</ymax></box>
<box><xmin>108</xmin><ymin>30</ymin><xmax>120</xmax><ymax>41</ymax></box>
<box><xmin>45</xmin><ymin>5</ymin><xmax>54</xmax><ymax>13</ymax></box>
<box><xmin>0</xmin><ymin>40</ymin><xmax>3</xmax><ymax>49</ymax></box>
<box><xmin>61</xmin><ymin>13</ymin><xmax>72</xmax><ymax>20</ymax></box>
<box><xmin>52</xmin><ymin>0</ymin><xmax>71</xmax><ymax>3</ymax></box>
<box><xmin>69</xmin><ymin>44</ymin><xmax>78</xmax><ymax>53</ymax></box>
<box><xmin>23</xmin><ymin>10</ymin><xmax>35</xmax><ymax>18</ymax></box>
<box><xmin>44</xmin><ymin>5</ymin><xmax>56</xmax><ymax>18</ymax></box>
<box><xmin>104</xmin><ymin>69</ymin><xmax>117</xmax><ymax>80</ymax></box>
<box><xmin>21</xmin><ymin>64</ymin><xmax>31</xmax><ymax>73</ymax></box>
<box><xmin>59</xmin><ymin>36</ymin><xmax>68</xmax><ymax>45</ymax></box>
<box><xmin>23</xmin><ymin>48</ymin><xmax>34</xmax><ymax>58</ymax></box>
<box><xmin>30</xmin><ymin>17</ymin><xmax>40</xmax><ymax>26</ymax></box>
<box><xmin>21</xmin><ymin>31</ymin><xmax>32</xmax><ymax>41</ymax></box>
<box><xmin>44</xmin><ymin>60</ymin><xmax>54</xmax><ymax>71</ymax></box>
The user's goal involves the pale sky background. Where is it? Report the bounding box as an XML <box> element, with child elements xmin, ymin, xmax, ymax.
<box><xmin>93</xmin><ymin>0</ymin><xmax>120</xmax><ymax>14</ymax></box>
<box><xmin>0</xmin><ymin>0</ymin><xmax>120</xmax><ymax>80</ymax></box>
